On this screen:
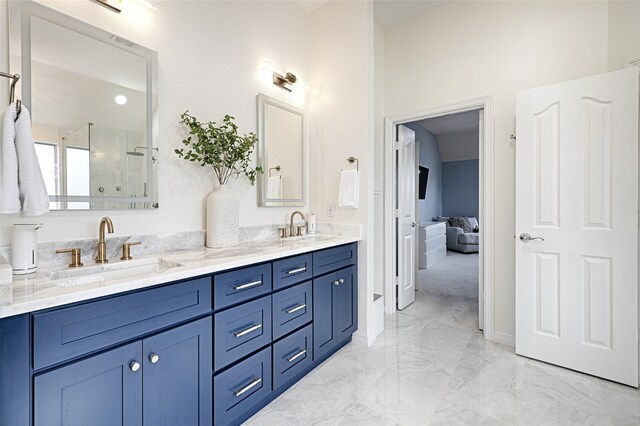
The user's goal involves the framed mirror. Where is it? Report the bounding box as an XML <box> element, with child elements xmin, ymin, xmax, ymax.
<box><xmin>257</xmin><ymin>94</ymin><xmax>305</xmax><ymax>207</ymax></box>
<box><xmin>9</xmin><ymin>2</ymin><xmax>159</xmax><ymax>210</ymax></box>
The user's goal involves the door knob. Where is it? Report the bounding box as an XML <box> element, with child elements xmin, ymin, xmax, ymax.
<box><xmin>411</xmin><ymin>221</ymin><xmax>418</xmax><ymax>228</ymax></box>
<box><xmin>130</xmin><ymin>361</ymin><xmax>141</xmax><ymax>372</ymax></box>
<box><xmin>519</xmin><ymin>233</ymin><xmax>544</xmax><ymax>242</ymax></box>
<box><xmin>149</xmin><ymin>353</ymin><xmax>160</xmax><ymax>364</ymax></box>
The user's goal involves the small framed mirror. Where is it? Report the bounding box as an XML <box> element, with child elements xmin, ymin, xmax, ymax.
<box><xmin>9</xmin><ymin>2</ymin><xmax>159</xmax><ymax>210</ymax></box>
<box><xmin>257</xmin><ymin>94</ymin><xmax>305</xmax><ymax>207</ymax></box>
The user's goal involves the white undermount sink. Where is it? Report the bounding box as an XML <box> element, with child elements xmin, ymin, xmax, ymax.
<box><xmin>48</xmin><ymin>257</ymin><xmax>183</xmax><ymax>287</ymax></box>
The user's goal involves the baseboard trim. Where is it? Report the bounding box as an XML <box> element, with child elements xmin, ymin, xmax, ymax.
<box><xmin>352</xmin><ymin>330</ymin><xmax>369</xmax><ymax>346</ymax></box>
<box><xmin>493</xmin><ymin>331</ymin><xmax>515</xmax><ymax>347</ymax></box>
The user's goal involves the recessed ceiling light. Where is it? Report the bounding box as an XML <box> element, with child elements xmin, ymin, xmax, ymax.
<box><xmin>115</xmin><ymin>95</ymin><xmax>128</xmax><ymax>105</ymax></box>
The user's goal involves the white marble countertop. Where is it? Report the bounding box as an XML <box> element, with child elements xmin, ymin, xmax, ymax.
<box><xmin>0</xmin><ymin>234</ymin><xmax>360</xmax><ymax>319</ymax></box>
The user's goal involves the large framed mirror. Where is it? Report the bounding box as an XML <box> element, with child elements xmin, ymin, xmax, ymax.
<box><xmin>9</xmin><ymin>2</ymin><xmax>159</xmax><ymax>210</ymax></box>
<box><xmin>257</xmin><ymin>94</ymin><xmax>305</xmax><ymax>207</ymax></box>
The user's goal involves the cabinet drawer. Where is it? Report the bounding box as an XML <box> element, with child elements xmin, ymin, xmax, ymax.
<box><xmin>272</xmin><ymin>253</ymin><xmax>312</xmax><ymax>290</ymax></box>
<box><xmin>312</xmin><ymin>243</ymin><xmax>357</xmax><ymax>276</ymax></box>
<box><xmin>425</xmin><ymin>223</ymin><xmax>446</xmax><ymax>240</ymax></box>
<box><xmin>33</xmin><ymin>277</ymin><xmax>211</xmax><ymax>371</ymax></box>
<box><xmin>214</xmin><ymin>347</ymin><xmax>272</xmax><ymax>426</ymax></box>
<box><xmin>214</xmin><ymin>296</ymin><xmax>272</xmax><ymax>371</ymax></box>
<box><xmin>273</xmin><ymin>324</ymin><xmax>312</xmax><ymax>391</ymax></box>
<box><xmin>426</xmin><ymin>233</ymin><xmax>446</xmax><ymax>251</ymax></box>
<box><xmin>272</xmin><ymin>281</ymin><xmax>312</xmax><ymax>340</ymax></box>
<box><xmin>214</xmin><ymin>263</ymin><xmax>272</xmax><ymax>310</ymax></box>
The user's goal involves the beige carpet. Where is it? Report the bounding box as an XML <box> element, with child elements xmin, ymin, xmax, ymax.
<box><xmin>404</xmin><ymin>250</ymin><xmax>479</xmax><ymax>331</ymax></box>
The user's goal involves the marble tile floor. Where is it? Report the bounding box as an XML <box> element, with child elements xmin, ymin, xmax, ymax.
<box><xmin>245</xmin><ymin>252</ymin><xmax>640</xmax><ymax>425</ymax></box>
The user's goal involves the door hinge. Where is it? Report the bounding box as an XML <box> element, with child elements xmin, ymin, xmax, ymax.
<box><xmin>395</xmin><ymin>209</ymin><xmax>400</xmax><ymax>217</ymax></box>
<box><xmin>395</xmin><ymin>276</ymin><xmax>399</xmax><ymax>286</ymax></box>
<box><xmin>395</xmin><ymin>141</ymin><xmax>400</xmax><ymax>150</ymax></box>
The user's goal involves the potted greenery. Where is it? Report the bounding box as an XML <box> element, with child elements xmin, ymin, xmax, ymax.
<box><xmin>176</xmin><ymin>111</ymin><xmax>262</xmax><ymax>248</ymax></box>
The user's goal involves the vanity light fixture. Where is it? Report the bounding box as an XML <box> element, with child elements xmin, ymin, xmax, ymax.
<box><xmin>115</xmin><ymin>94</ymin><xmax>128</xmax><ymax>105</ymax></box>
<box><xmin>263</xmin><ymin>60</ymin><xmax>309</xmax><ymax>92</ymax></box>
<box><xmin>93</xmin><ymin>0</ymin><xmax>122</xmax><ymax>13</ymax></box>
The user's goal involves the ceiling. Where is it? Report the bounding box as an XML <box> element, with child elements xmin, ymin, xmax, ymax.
<box><xmin>373</xmin><ymin>0</ymin><xmax>453</xmax><ymax>29</ymax></box>
<box><xmin>294</xmin><ymin>0</ymin><xmax>454</xmax><ymax>29</ymax></box>
<box><xmin>416</xmin><ymin>110</ymin><xmax>479</xmax><ymax>135</ymax></box>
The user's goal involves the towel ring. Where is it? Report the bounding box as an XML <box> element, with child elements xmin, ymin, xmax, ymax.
<box><xmin>269</xmin><ymin>165</ymin><xmax>281</xmax><ymax>177</ymax></box>
<box><xmin>346</xmin><ymin>156</ymin><xmax>359</xmax><ymax>172</ymax></box>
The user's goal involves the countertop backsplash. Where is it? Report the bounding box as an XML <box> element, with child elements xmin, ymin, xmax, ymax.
<box><xmin>0</xmin><ymin>222</ymin><xmax>361</xmax><ymax>270</ymax></box>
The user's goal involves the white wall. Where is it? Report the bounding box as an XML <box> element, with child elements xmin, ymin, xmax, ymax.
<box><xmin>309</xmin><ymin>0</ymin><xmax>375</xmax><ymax>344</ymax></box>
<box><xmin>383</xmin><ymin>0</ymin><xmax>638</xmax><ymax>339</ymax></box>
<box><xmin>373</xmin><ymin>22</ymin><xmax>385</xmax><ymax>296</ymax></box>
<box><xmin>0</xmin><ymin>0</ymin><xmax>309</xmax><ymax>244</ymax></box>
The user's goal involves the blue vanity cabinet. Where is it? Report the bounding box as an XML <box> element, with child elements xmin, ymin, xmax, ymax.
<box><xmin>1</xmin><ymin>241</ymin><xmax>359</xmax><ymax>426</ymax></box>
<box><xmin>34</xmin><ymin>341</ymin><xmax>143</xmax><ymax>426</ymax></box>
<box><xmin>33</xmin><ymin>317</ymin><xmax>213</xmax><ymax>426</ymax></box>
<box><xmin>143</xmin><ymin>317</ymin><xmax>212</xmax><ymax>426</ymax></box>
<box><xmin>313</xmin><ymin>265</ymin><xmax>358</xmax><ymax>361</ymax></box>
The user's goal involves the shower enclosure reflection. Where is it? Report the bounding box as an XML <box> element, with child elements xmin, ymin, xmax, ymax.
<box><xmin>34</xmin><ymin>123</ymin><xmax>157</xmax><ymax>210</ymax></box>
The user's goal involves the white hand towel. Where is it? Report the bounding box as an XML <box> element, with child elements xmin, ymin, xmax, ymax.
<box><xmin>338</xmin><ymin>169</ymin><xmax>359</xmax><ymax>208</ymax></box>
<box><xmin>0</xmin><ymin>104</ymin><xmax>21</xmax><ymax>214</ymax></box>
<box><xmin>14</xmin><ymin>106</ymin><xmax>49</xmax><ymax>216</ymax></box>
<box><xmin>266</xmin><ymin>175</ymin><xmax>283</xmax><ymax>199</ymax></box>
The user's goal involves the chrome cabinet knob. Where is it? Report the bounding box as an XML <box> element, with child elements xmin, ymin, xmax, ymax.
<box><xmin>332</xmin><ymin>280</ymin><xmax>340</xmax><ymax>286</ymax></box>
<box><xmin>149</xmin><ymin>353</ymin><xmax>159</xmax><ymax>364</ymax></box>
<box><xmin>338</xmin><ymin>278</ymin><xmax>344</xmax><ymax>284</ymax></box>
<box><xmin>130</xmin><ymin>361</ymin><xmax>141</xmax><ymax>372</ymax></box>
<box><xmin>519</xmin><ymin>233</ymin><xmax>545</xmax><ymax>242</ymax></box>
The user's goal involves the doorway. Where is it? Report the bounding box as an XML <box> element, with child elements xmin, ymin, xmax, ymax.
<box><xmin>383</xmin><ymin>96</ymin><xmax>495</xmax><ymax>341</ymax></box>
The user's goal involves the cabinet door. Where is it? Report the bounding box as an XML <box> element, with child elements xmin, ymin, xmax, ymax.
<box><xmin>143</xmin><ymin>317</ymin><xmax>212</xmax><ymax>426</ymax></box>
<box><xmin>312</xmin><ymin>272</ymin><xmax>337</xmax><ymax>360</ymax></box>
<box><xmin>336</xmin><ymin>265</ymin><xmax>358</xmax><ymax>342</ymax></box>
<box><xmin>34</xmin><ymin>342</ymin><xmax>142</xmax><ymax>426</ymax></box>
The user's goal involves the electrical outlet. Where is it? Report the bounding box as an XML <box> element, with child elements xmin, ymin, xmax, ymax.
<box><xmin>328</xmin><ymin>204</ymin><xmax>336</xmax><ymax>217</ymax></box>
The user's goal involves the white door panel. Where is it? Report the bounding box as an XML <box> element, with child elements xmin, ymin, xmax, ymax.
<box><xmin>516</xmin><ymin>68</ymin><xmax>639</xmax><ymax>387</ymax></box>
<box><xmin>397</xmin><ymin>125</ymin><xmax>417</xmax><ymax>310</ymax></box>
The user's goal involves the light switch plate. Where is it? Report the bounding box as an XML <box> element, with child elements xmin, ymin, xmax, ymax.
<box><xmin>328</xmin><ymin>204</ymin><xmax>336</xmax><ymax>217</ymax></box>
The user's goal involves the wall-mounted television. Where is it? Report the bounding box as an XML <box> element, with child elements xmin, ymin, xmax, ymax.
<box><xmin>419</xmin><ymin>166</ymin><xmax>429</xmax><ymax>200</ymax></box>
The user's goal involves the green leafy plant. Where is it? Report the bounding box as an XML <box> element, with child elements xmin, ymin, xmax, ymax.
<box><xmin>175</xmin><ymin>111</ymin><xmax>263</xmax><ymax>185</ymax></box>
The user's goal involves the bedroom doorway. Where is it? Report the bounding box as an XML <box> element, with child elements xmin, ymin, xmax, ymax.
<box><xmin>409</xmin><ymin>111</ymin><xmax>481</xmax><ymax>331</ymax></box>
<box><xmin>384</xmin><ymin>96</ymin><xmax>495</xmax><ymax>341</ymax></box>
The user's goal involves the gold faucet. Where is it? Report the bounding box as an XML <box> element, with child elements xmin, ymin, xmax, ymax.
<box><xmin>96</xmin><ymin>217</ymin><xmax>114</xmax><ymax>263</ymax></box>
<box><xmin>289</xmin><ymin>211</ymin><xmax>306</xmax><ymax>237</ymax></box>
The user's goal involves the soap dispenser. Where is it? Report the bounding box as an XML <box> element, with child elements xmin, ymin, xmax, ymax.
<box><xmin>11</xmin><ymin>223</ymin><xmax>43</xmax><ymax>275</ymax></box>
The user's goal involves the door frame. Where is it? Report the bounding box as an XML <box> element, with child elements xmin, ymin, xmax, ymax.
<box><xmin>383</xmin><ymin>95</ymin><xmax>495</xmax><ymax>341</ymax></box>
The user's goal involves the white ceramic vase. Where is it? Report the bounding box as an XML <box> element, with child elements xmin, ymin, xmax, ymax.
<box><xmin>206</xmin><ymin>184</ymin><xmax>239</xmax><ymax>248</ymax></box>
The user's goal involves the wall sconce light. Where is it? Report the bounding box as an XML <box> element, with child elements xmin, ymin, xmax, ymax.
<box><xmin>93</xmin><ymin>0</ymin><xmax>122</xmax><ymax>13</ymax></box>
<box><xmin>262</xmin><ymin>60</ymin><xmax>309</xmax><ymax>92</ymax></box>
<box><xmin>273</xmin><ymin>71</ymin><xmax>297</xmax><ymax>92</ymax></box>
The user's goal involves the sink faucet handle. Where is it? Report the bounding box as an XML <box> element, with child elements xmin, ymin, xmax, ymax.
<box><xmin>296</xmin><ymin>225</ymin><xmax>306</xmax><ymax>237</ymax></box>
<box><xmin>121</xmin><ymin>242</ymin><xmax>142</xmax><ymax>261</ymax></box>
<box><xmin>278</xmin><ymin>227</ymin><xmax>288</xmax><ymax>239</ymax></box>
<box><xmin>56</xmin><ymin>248</ymin><xmax>83</xmax><ymax>268</ymax></box>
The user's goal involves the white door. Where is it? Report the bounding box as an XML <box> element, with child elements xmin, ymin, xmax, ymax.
<box><xmin>478</xmin><ymin>109</ymin><xmax>485</xmax><ymax>331</ymax></box>
<box><xmin>515</xmin><ymin>68</ymin><xmax>639</xmax><ymax>387</ymax></box>
<box><xmin>397</xmin><ymin>125</ymin><xmax>417</xmax><ymax>310</ymax></box>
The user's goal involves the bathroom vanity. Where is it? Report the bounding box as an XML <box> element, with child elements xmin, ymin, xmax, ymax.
<box><xmin>0</xmin><ymin>238</ymin><xmax>359</xmax><ymax>426</ymax></box>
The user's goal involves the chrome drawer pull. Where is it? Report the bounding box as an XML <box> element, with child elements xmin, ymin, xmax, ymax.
<box><xmin>286</xmin><ymin>349</ymin><xmax>307</xmax><ymax>363</ymax></box>
<box><xmin>233</xmin><ymin>280</ymin><xmax>262</xmax><ymax>291</ymax></box>
<box><xmin>287</xmin><ymin>267</ymin><xmax>307</xmax><ymax>275</ymax></box>
<box><xmin>233</xmin><ymin>377</ymin><xmax>262</xmax><ymax>397</ymax></box>
<box><xmin>234</xmin><ymin>323</ymin><xmax>262</xmax><ymax>337</ymax></box>
<box><xmin>285</xmin><ymin>304</ymin><xmax>307</xmax><ymax>314</ymax></box>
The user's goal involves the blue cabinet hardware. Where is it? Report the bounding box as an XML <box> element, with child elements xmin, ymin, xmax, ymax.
<box><xmin>0</xmin><ymin>242</ymin><xmax>357</xmax><ymax>426</ymax></box>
